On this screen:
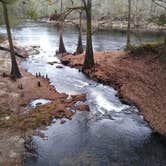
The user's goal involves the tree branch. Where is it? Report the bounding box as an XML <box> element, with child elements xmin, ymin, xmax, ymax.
<box><xmin>152</xmin><ymin>0</ymin><xmax>166</xmax><ymax>9</ymax></box>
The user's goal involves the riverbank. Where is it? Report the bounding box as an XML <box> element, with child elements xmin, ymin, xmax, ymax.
<box><xmin>59</xmin><ymin>50</ymin><xmax>166</xmax><ymax>136</ymax></box>
<box><xmin>0</xmin><ymin>35</ymin><xmax>6</xmax><ymax>42</ymax></box>
<box><xmin>0</xmin><ymin>50</ymin><xmax>89</xmax><ymax>165</ymax></box>
<box><xmin>46</xmin><ymin>19</ymin><xmax>166</xmax><ymax>34</ymax></box>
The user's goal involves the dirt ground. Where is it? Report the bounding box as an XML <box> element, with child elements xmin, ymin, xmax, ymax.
<box><xmin>60</xmin><ymin>50</ymin><xmax>166</xmax><ymax>136</ymax></box>
<box><xmin>0</xmin><ymin>50</ymin><xmax>89</xmax><ymax>165</ymax></box>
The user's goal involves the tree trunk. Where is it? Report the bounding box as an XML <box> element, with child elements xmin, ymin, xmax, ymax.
<box><xmin>127</xmin><ymin>0</ymin><xmax>131</xmax><ymax>49</ymax></box>
<box><xmin>164</xmin><ymin>35</ymin><xmax>166</xmax><ymax>54</ymax></box>
<box><xmin>2</xmin><ymin>2</ymin><xmax>21</xmax><ymax>80</ymax></box>
<box><xmin>76</xmin><ymin>11</ymin><xmax>83</xmax><ymax>54</ymax></box>
<box><xmin>58</xmin><ymin>0</ymin><xmax>66</xmax><ymax>54</ymax></box>
<box><xmin>83</xmin><ymin>0</ymin><xmax>94</xmax><ymax>69</ymax></box>
<box><xmin>58</xmin><ymin>23</ymin><xmax>67</xmax><ymax>54</ymax></box>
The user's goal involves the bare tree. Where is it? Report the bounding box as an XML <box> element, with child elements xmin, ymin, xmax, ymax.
<box><xmin>152</xmin><ymin>0</ymin><xmax>166</xmax><ymax>10</ymax></box>
<box><xmin>82</xmin><ymin>0</ymin><xmax>94</xmax><ymax>69</ymax></box>
<box><xmin>58</xmin><ymin>0</ymin><xmax>67</xmax><ymax>54</ymax></box>
<box><xmin>127</xmin><ymin>0</ymin><xmax>131</xmax><ymax>49</ymax></box>
<box><xmin>0</xmin><ymin>0</ymin><xmax>22</xmax><ymax>80</ymax></box>
<box><xmin>76</xmin><ymin>7</ymin><xmax>84</xmax><ymax>54</ymax></box>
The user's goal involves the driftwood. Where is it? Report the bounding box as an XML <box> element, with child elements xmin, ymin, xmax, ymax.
<box><xmin>0</xmin><ymin>45</ymin><xmax>27</xmax><ymax>58</ymax></box>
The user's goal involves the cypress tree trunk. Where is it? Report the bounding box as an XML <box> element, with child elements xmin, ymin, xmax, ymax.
<box><xmin>83</xmin><ymin>0</ymin><xmax>94</xmax><ymax>69</ymax></box>
<box><xmin>58</xmin><ymin>23</ymin><xmax>67</xmax><ymax>54</ymax></box>
<box><xmin>76</xmin><ymin>11</ymin><xmax>83</xmax><ymax>54</ymax></box>
<box><xmin>2</xmin><ymin>2</ymin><xmax>21</xmax><ymax>80</ymax></box>
<box><xmin>58</xmin><ymin>0</ymin><xmax>66</xmax><ymax>54</ymax></box>
<box><xmin>127</xmin><ymin>0</ymin><xmax>131</xmax><ymax>49</ymax></box>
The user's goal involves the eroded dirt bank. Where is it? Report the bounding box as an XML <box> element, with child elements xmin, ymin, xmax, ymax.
<box><xmin>60</xmin><ymin>51</ymin><xmax>166</xmax><ymax>136</ymax></box>
<box><xmin>0</xmin><ymin>50</ymin><xmax>88</xmax><ymax>165</ymax></box>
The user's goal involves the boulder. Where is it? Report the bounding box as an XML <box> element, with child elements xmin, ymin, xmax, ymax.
<box><xmin>75</xmin><ymin>104</ymin><xmax>90</xmax><ymax>112</ymax></box>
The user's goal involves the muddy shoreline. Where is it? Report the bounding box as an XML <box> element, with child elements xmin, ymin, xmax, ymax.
<box><xmin>59</xmin><ymin>51</ymin><xmax>166</xmax><ymax>136</ymax></box>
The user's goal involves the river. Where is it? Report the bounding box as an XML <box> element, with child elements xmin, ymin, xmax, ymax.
<box><xmin>1</xmin><ymin>22</ymin><xmax>166</xmax><ymax>166</ymax></box>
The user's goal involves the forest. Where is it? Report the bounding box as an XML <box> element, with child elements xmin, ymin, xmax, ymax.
<box><xmin>0</xmin><ymin>0</ymin><xmax>166</xmax><ymax>165</ymax></box>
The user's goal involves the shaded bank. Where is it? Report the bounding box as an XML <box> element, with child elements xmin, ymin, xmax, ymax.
<box><xmin>60</xmin><ymin>50</ymin><xmax>166</xmax><ymax>135</ymax></box>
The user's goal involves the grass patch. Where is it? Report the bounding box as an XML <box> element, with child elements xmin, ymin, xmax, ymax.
<box><xmin>129</xmin><ymin>41</ymin><xmax>164</xmax><ymax>56</ymax></box>
<box><xmin>3</xmin><ymin>98</ymin><xmax>77</xmax><ymax>131</ymax></box>
<box><xmin>0</xmin><ymin>94</ymin><xmax>86</xmax><ymax>132</ymax></box>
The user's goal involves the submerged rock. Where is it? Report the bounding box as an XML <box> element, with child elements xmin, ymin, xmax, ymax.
<box><xmin>60</xmin><ymin>119</ymin><xmax>66</xmax><ymax>124</ymax></box>
<box><xmin>75</xmin><ymin>104</ymin><xmax>90</xmax><ymax>112</ymax></box>
<box><xmin>56</xmin><ymin>65</ymin><xmax>63</xmax><ymax>69</ymax></box>
<box><xmin>25</xmin><ymin>46</ymin><xmax>40</xmax><ymax>55</ymax></box>
<box><xmin>48</xmin><ymin>61</ymin><xmax>59</xmax><ymax>65</ymax></box>
<box><xmin>61</xmin><ymin>60</ymin><xmax>70</xmax><ymax>65</ymax></box>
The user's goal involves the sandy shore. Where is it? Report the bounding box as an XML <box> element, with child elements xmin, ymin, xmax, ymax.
<box><xmin>60</xmin><ymin>51</ymin><xmax>166</xmax><ymax>136</ymax></box>
<box><xmin>0</xmin><ymin>50</ymin><xmax>89</xmax><ymax>165</ymax></box>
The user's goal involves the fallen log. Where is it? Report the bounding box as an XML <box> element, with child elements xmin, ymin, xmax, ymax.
<box><xmin>0</xmin><ymin>45</ymin><xmax>28</xmax><ymax>58</ymax></box>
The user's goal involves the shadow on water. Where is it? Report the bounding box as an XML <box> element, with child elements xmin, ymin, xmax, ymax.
<box><xmin>23</xmin><ymin>111</ymin><xmax>166</xmax><ymax>166</ymax></box>
<box><xmin>1</xmin><ymin>22</ymin><xmax>165</xmax><ymax>166</ymax></box>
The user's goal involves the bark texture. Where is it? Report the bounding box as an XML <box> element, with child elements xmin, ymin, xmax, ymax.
<box><xmin>83</xmin><ymin>0</ymin><xmax>95</xmax><ymax>69</ymax></box>
<box><xmin>58</xmin><ymin>27</ymin><xmax>67</xmax><ymax>54</ymax></box>
<box><xmin>58</xmin><ymin>0</ymin><xmax>67</xmax><ymax>54</ymax></box>
<box><xmin>76</xmin><ymin>12</ymin><xmax>84</xmax><ymax>54</ymax></box>
<box><xmin>2</xmin><ymin>2</ymin><xmax>21</xmax><ymax>80</ymax></box>
<box><xmin>127</xmin><ymin>0</ymin><xmax>131</xmax><ymax>49</ymax></box>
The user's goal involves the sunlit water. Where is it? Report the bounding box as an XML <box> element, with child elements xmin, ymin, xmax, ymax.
<box><xmin>1</xmin><ymin>22</ymin><xmax>166</xmax><ymax>166</ymax></box>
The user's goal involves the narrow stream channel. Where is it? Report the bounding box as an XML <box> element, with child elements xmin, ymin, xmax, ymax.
<box><xmin>1</xmin><ymin>22</ymin><xmax>166</xmax><ymax>166</ymax></box>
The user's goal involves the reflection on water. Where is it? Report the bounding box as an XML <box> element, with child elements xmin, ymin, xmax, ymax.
<box><xmin>0</xmin><ymin>21</ymin><xmax>162</xmax><ymax>53</ymax></box>
<box><xmin>24</xmin><ymin>112</ymin><xmax>166</xmax><ymax>166</ymax></box>
<box><xmin>1</xmin><ymin>22</ymin><xmax>165</xmax><ymax>166</ymax></box>
<box><xmin>28</xmin><ymin>99</ymin><xmax>52</xmax><ymax>108</ymax></box>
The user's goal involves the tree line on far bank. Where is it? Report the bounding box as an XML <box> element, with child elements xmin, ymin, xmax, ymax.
<box><xmin>0</xmin><ymin>0</ymin><xmax>165</xmax><ymax>80</ymax></box>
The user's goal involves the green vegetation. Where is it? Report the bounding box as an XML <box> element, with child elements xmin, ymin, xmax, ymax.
<box><xmin>129</xmin><ymin>41</ymin><xmax>164</xmax><ymax>55</ymax></box>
